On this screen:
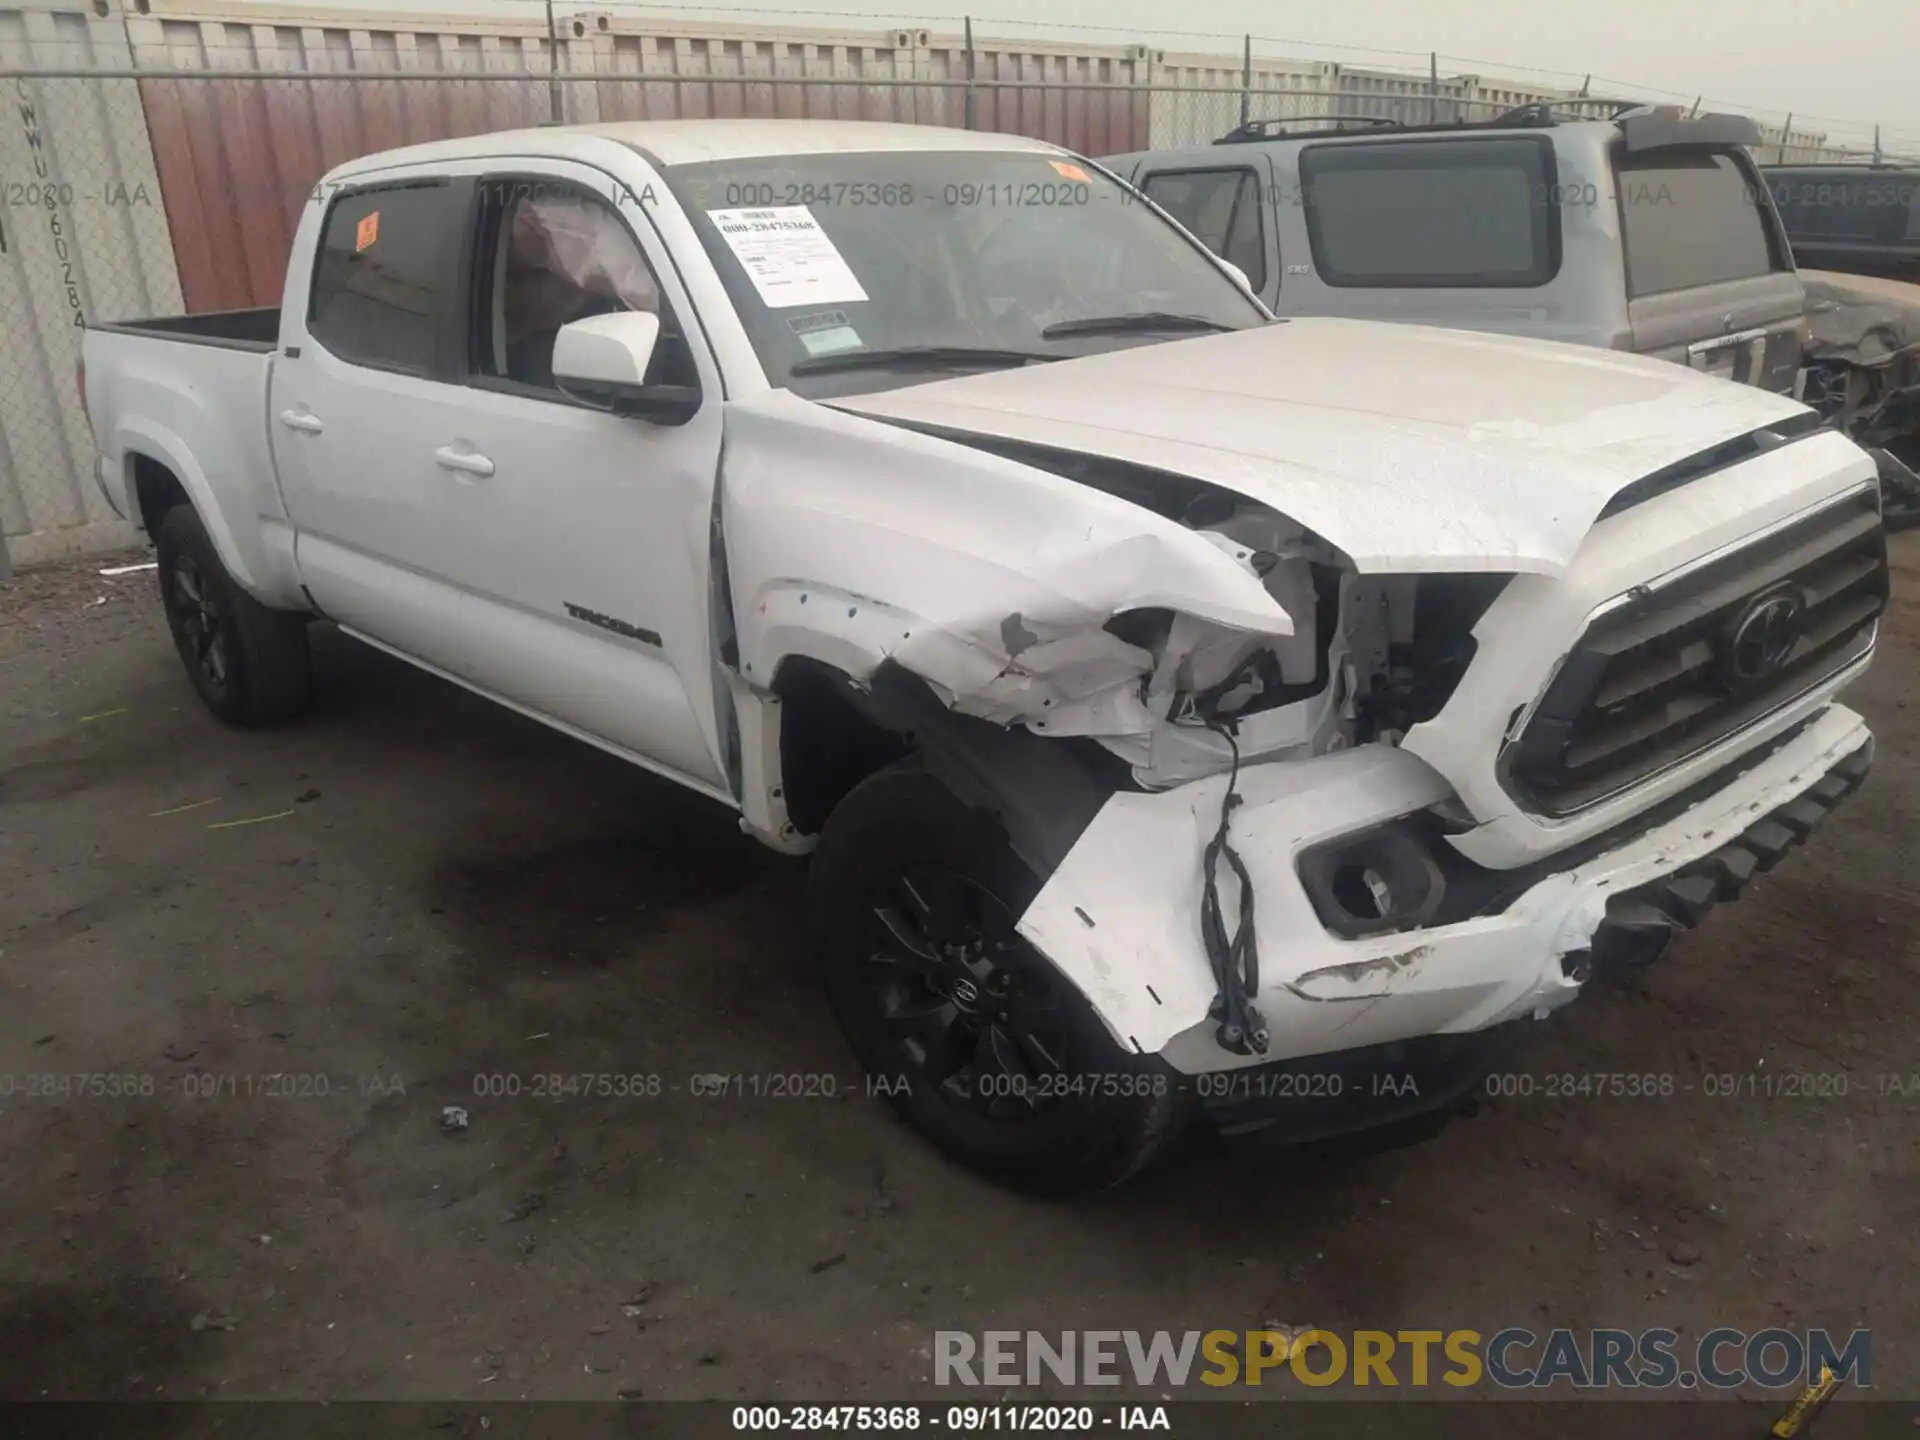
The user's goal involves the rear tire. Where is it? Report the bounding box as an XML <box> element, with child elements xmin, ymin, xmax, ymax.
<box><xmin>155</xmin><ymin>504</ymin><xmax>312</xmax><ymax>726</ymax></box>
<box><xmin>810</xmin><ymin>759</ymin><xmax>1191</xmax><ymax>1194</ymax></box>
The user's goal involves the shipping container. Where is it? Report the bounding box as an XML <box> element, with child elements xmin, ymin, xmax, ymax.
<box><xmin>0</xmin><ymin>0</ymin><xmax>172</xmax><ymax>563</ymax></box>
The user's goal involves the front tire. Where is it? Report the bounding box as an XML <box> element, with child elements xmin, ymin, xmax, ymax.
<box><xmin>810</xmin><ymin>760</ymin><xmax>1191</xmax><ymax>1194</ymax></box>
<box><xmin>155</xmin><ymin>504</ymin><xmax>312</xmax><ymax>726</ymax></box>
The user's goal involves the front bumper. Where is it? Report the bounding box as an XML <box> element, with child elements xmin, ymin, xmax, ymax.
<box><xmin>1017</xmin><ymin>703</ymin><xmax>1873</xmax><ymax>1078</ymax></box>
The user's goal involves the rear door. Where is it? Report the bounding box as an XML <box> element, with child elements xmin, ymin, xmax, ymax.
<box><xmin>270</xmin><ymin>174</ymin><xmax>478</xmax><ymax>672</ymax></box>
<box><xmin>1616</xmin><ymin>145</ymin><xmax>1805</xmax><ymax>392</ymax></box>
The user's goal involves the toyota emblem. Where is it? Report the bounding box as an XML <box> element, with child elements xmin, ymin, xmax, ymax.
<box><xmin>950</xmin><ymin>976</ymin><xmax>980</xmax><ymax>1006</ymax></box>
<box><xmin>1720</xmin><ymin>587</ymin><xmax>1805</xmax><ymax>687</ymax></box>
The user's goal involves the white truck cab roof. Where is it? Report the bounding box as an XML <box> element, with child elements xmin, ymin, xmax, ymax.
<box><xmin>330</xmin><ymin>117</ymin><xmax>1063</xmax><ymax>183</ymax></box>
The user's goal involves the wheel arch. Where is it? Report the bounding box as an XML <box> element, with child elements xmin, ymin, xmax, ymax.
<box><xmin>765</xmin><ymin>654</ymin><xmax>1120</xmax><ymax>878</ymax></box>
<box><xmin>113</xmin><ymin>424</ymin><xmax>261</xmax><ymax>592</ymax></box>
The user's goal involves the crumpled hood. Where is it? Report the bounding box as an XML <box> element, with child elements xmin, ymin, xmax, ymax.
<box><xmin>829</xmin><ymin>317</ymin><xmax>1811</xmax><ymax>574</ymax></box>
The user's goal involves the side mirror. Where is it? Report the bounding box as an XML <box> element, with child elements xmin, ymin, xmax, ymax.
<box><xmin>553</xmin><ymin>311</ymin><xmax>700</xmax><ymax>425</ymax></box>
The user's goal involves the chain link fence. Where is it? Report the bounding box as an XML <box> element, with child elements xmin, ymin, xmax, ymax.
<box><xmin>1</xmin><ymin>59</ymin><xmax>1912</xmax><ymax>564</ymax></box>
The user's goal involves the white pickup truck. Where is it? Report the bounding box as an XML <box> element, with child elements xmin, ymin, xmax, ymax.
<box><xmin>80</xmin><ymin>119</ymin><xmax>1888</xmax><ymax>1192</ymax></box>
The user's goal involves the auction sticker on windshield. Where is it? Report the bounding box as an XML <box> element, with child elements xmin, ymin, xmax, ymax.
<box><xmin>707</xmin><ymin>206</ymin><xmax>869</xmax><ymax>309</ymax></box>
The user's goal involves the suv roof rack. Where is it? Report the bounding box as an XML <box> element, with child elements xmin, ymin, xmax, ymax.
<box><xmin>1214</xmin><ymin>114</ymin><xmax>1403</xmax><ymax>143</ymax></box>
<box><xmin>1212</xmin><ymin>100</ymin><xmax>1761</xmax><ymax>149</ymax></box>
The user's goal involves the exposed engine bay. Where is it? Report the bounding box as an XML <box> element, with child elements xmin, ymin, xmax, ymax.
<box><xmin>883</xmin><ymin>435</ymin><xmax>1510</xmax><ymax>792</ymax></box>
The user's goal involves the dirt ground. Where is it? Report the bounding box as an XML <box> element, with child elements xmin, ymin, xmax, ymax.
<box><xmin>0</xmin><ymin>538</ymin><xmax>1916</xmax><ymax>1429</ymax></box>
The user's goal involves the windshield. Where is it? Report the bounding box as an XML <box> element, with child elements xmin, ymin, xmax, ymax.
<box><xmin>662</xmin><ymin>148</ymin><xmax>1269</xmax><ymax>395</ymax></box>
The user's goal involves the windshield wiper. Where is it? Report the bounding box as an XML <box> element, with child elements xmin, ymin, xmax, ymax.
<box><xmin>789</xmin><ymin>345</ymin><xmax>1060</xmax><ymax>376</ymax></box>
<box><xmin>1039</xmin><ymin>312</ymin><xmax>1238</xmax><ymax>340</ymax></box>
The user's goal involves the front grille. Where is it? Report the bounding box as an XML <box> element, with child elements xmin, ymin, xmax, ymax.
<box><xmin>1507</xmin><ymin>488</ymin><xmax>1887</xmax><ymax>815</ymax></box>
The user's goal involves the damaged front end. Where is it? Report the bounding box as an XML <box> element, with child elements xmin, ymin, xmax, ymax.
<box><xmin>717</xmin><ymin>371</ymin><xmax>1877</xmax><ymax>1096</ymax></box>
<box><xmin>719</xmin><ymin>390</ymin><xmax>1520</xmax><ymax>1067</ymax></box>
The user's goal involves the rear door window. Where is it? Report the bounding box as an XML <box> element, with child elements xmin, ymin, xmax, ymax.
<box><xmin>1140</xmin><ymin>168</ymin><xmax>1268</xmax><ymax>291</ymax></box>
<box><xmin>1617</xmin><ymin>149</ymin><xmax>1786</xmax><ymax>296</ymax></box>
<box><xmin>1298</xmin><ymin>137</ymin><xmax>1557</xmax><ymax>287</ymax></box>
<box><xmin>308</xmin><ymin>181</ymin><xmax>456</xmax><ymax>374</ymax></box>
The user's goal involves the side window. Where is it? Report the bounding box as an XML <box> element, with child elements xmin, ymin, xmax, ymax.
<box><xmin>469</xmin><ymin>179</ymin><xmax>697</xmax><ymax>394</ymax></box>
<box><xmin>1140</xmin><ymin>168</ymin><xmax>1268</xmax><ymax>292</ymax></box>
<box><xmin>1298</xmin><ymin>137</ymin><xmax>1557</xmax><ymax>288</ymax></box>
<box><xmin>308</xmin><ymin>182</ymin><xmax>454</xmax><ymax>373</ymax></box>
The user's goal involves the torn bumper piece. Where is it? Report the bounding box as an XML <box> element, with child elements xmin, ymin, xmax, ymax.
<box><xmin>1016</xmin><ymin>704</ymin><xmax>1873</xmax><ymax>1094</ymax></box>
<box><xmin>1584</xmin><ymin>731</ymin><xmax>1875</xmax><ymax>972</ymax></box>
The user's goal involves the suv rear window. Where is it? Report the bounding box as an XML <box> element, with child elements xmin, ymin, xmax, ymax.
<box><xmin>1298</xmin><ymin>137</ymin><xmax>1557</xmax><ymax>288</ymax></box>
<box><xmin>308</xmin><ymin>181</ymin><xmax>454</xmax><ymax>373</ymax></box>
<box><xmin>1617</xmin><ymin>149</ymin><xmax>1784</xmax><ymax>296</ymax></box>
<box><xmin>1139</xmin><ymin>168</ymin><xmax>1267</xmax><ymax>291</ymax></box>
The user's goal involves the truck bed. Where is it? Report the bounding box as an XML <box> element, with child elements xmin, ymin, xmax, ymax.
<box><xmin>93</xmin><ymin>307</ymin><xmax>281</xmax><ymax>352</ymax></box>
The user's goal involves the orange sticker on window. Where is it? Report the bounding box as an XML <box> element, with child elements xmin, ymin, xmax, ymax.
<box><xmin>355</xmin><ymin>210</ymin><xmax>379</xmax><ymax>252</ymax></box>
<box><xmin>1049</xmin><ymin>160</ymin><xmax>1091</xmax><ymax>182</ymax></box>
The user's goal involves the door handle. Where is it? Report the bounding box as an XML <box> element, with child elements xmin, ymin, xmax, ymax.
<box><xmin>278</xmin><ymin>409</ymin><xmax>323</xmax><ymax>434</ymax></box>
<box><xmin>433</xmin><ymin>446</ymin><xmax>495</xmax><ymax>479</ymax></box>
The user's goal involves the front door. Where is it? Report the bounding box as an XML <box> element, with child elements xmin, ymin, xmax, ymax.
<box><xmin>426</xmin><ymin>161</ymin><xmax>730</xmax><ymax>794</ymax></box>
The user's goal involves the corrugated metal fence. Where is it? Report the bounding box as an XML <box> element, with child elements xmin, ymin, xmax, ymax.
<box><xmin>0</xmin><ymin>0</ymin><xmax>1895</xmax><ymax>563</ymax></box>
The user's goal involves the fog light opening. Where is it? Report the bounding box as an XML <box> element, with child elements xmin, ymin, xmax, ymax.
<box><xmin>1298</xmin><ymin>825</ymin><xmax>1447</xmax><ymax>938</ymax></box>
<box><xmin>1331</xmin><ymin>864</ymin><xmax>1393</xmax><ymax>922</ymax></box>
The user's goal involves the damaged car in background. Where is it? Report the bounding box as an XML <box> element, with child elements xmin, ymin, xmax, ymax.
<box><xmin>1795</xmin><ymin>270</ymin><xmax>1920</xmax><ymax>529</ymax></box>
<box><xmin>80</xmin><ymin>119</ymin><xmax>1889</xmax><ymax>1192</ymax></box>
<box><xmin>1762</xmin><ymin>165</ymin><xmax>1920</xmax><ymax>527</ymax></box>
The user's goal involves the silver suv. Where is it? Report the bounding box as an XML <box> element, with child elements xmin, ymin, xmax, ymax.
<box><xmin>1105</xmin><ymin>107</ymin><xmax>1806</xmax><ymax>392</ymax></box>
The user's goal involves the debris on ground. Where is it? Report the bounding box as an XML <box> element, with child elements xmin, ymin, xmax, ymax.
<box><xmin>621</xmin><ymin>1280</ymin><xmax>657</xmax><ymax>1313</ymax></box>
<box><xmin>810</xmin><ymin>1253</ymin><xmax>847</xmax><ymax>1274</ymax></box>
<box><xmin>1668</xmin><ymin>1241</ymin><xmax>1703</xmax><ymax>1266</ymax></box>
<box><xmin>207</xmin><ymin>808</ymin><xmax>296</xmax><ymax>830</ymax></box>
<box><xmin>503</xmin><ymin>1191</ymin><xmax>546</xmax><ymax>1223</ymax></box>
<box><xmin>1768</xmin><ymin>1362</ymin><xmax>1843</xmax><ymax>1438</ymax></box>
<box><xmin>189</xmin><ymin>1312</ymin><xmax>238</xmax><ymax>1332</ymax></box>
<box><xmin>295</xmin><ymin>788</ymin><xmax>322</xmax><ymax>804</ymax></box>
<box><xmin>439</xmin><ymin>1106</ymin><xmax>469</xmax><ymax>1134</ymax></box>
<box><xmin>149</xmin><ymin>798</ymin><xmax>221</xmax><ymax>818</ymax></box>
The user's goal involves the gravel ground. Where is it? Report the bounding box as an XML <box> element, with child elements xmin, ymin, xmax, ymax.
<box><xmin>0</xmin><ymin>539</ymin><xmax>1915</xmax><ymax>1433</ymax></box>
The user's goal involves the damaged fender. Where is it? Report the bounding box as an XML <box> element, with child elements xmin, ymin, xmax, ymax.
<box><xmin>718</xmin><ymin>389</ymin><xmax>1292</xmax><ymax>736</ymax></box>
